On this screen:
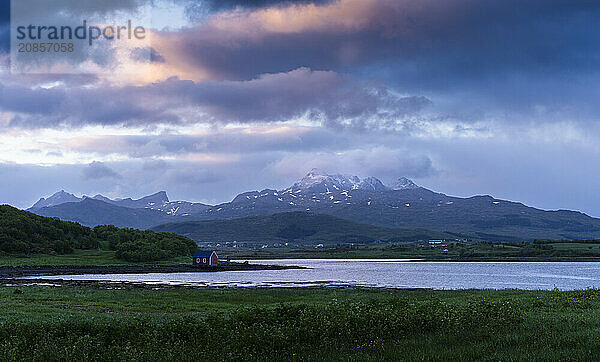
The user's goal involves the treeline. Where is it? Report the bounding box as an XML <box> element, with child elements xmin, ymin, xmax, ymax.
<box><xmin>0</xmin><ymin>205</ymin><xmax>94</xmax><ymax>254</ymax></box>
<box><xmin>0</xmin><ymin>205</ymin><xmax>197</xmax><ymax>261</ymax></box>
<box><xmin>93</xmin><ymin>225</ymin><xmax>197</xmax><ymax>262</ymax></box>
<box><xmin>534</xmin><ymin>239</ymin><xmax>600</xmax><ymax>245</ymax></box>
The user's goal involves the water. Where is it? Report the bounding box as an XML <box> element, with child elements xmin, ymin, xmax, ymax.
<box><xmin>37</xmin><ymin>259</ymin><xmax>600</xmax><ymax>290</ymax></box>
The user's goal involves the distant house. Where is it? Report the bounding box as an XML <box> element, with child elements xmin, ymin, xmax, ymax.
<box><xmin>428</xmin><ymin>240</ymin><xmax>447</xmax><ymax>247</ymax></box>
<box><xmin>193</xmin><ymin>250</ymin><xmax>218</xmax><ymax>266</ymax></box>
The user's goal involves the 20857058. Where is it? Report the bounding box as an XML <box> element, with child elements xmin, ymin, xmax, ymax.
<box><xmin>17</xmin><ymin>42</ymin><xmax>74</xmax><ymax>53</ymax></box>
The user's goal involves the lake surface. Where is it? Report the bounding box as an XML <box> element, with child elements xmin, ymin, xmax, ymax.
<box><xmin>37</xmin><ymin>259</ymin><xmax>600</xmax><ymax>290</ymax></box>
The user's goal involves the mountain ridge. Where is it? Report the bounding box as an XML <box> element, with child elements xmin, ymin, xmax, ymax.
<box><xmin>25</xmin><ymin>170</ymin><xmax>600</xmax><ymax>241</ymax></box>
<box><xmin>29</xmin><ymin>190</ymin><xmax>210</xmax><ymax>217</ymax></box>
<box><xmin>32</xmin><ymin>198</ymin><xmax>172</xmax><ymax>229</ymax></box>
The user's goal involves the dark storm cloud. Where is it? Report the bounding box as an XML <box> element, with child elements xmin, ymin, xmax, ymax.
<box><xmin>368</xmin><ymin>0</ymin><xmax>600</xmax><ymax>112</ymax></box>
<box><xmin>0</xmin><ymin>0</ymin><xmax>8</xmax><ymax>53</ymax></box>
<box><xmin>1</xmin><ymin>68</ymin><xmax>430</xmax><ymax>130</ymax></box>
<box><xmin>5</xmin><ymin>0</ymin><xmax>598</xmax><ymax>124</ymax></box>
<box><xmin>0</xmin><ymin>83</ymin><xmax>66</xmax><ymax>114</ymax></box>
<box><xmin>81</xmin><ymin>161</ymin><xmax>122</xmax><ymax>180</ymax></box>
<box><xmin>181</xmin><ymin>0</ymin><xmax>335</xmax><ymax>21</ymax></box>
<box><xmin>157</xmin><ymin>0</ymin><xmax>600</xmax><ymax>118</ymax></box>
<box><xmin>158</xmin><ymin>1</ymin><xmax>402</xmax><ymax>81</ymax></box>
<box><xmin>0</xmin><ymin>0</ymin><xmax>7</xmax><ymax>24</ymax></box>
<box><xmin>68</xmin><ymin>127</ymin><xmax>356</xmax><ymax>158</ymax></box>
<box><xmin>0</xmin><ymin>25</ymin><xmax>9</xmax><ymax>54</ymax></box>
<box><xmin>201</xmin><ymin>0</ymin><xmax>334</xmax><ymax>11</ymax></box>
<box><xmin>0</xmin><ymin>81</ymin><xmax>180</xmax><ymax>128</ymax></box>
<box><xmin>326</xmin><ymin>2</ymin><xmax>594</xmax><ymax>80</ymax></box>
<box><xmin>177</xmin><ymin>68</ymin><xmax>430</xmax><ymax>127</ymax></box>
<box><xmin>11</xmin><ymin>0</ymin><xmax>145</xmax><ymax>19</ymax></box>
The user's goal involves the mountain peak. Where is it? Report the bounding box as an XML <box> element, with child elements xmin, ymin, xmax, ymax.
<box><xmin>293</xmin><ymin>170</ymin><xmax>388</xmax><ymax>192</ymax></box>
<box><xmin>144</xmin><ymin>191</ymin><xmax>169</xmax><ymax>203</ymax></box>
<box><xmin>391</xmin><ymin>177</ymin><xmax>419</xmax><ymax>190</ymax></box>
<box><xmin>359</xmin><ymin>176</ymin><xmax>388</xmax><ymax>191</ymax></box>
<box><xmin>294</xmin><ymin>169</ymin><xmax>331</xmax><ymax>189</ymax></box>
<box><xmin>49</xmin><ymin>190</ymin><xmax>77</xmax><ymax>199</ymax></box>
<box><xmin>92</xmin><ymin>194</ymin><xmax>112</xmax><ymax>202</ymax></box>
<box><xmin>306</xmin><ymin>168</ymin><xmax>327</xmax><ymax>177</ymax></box>
<box><xmin>30</xmin><ymin>190</ymin><xmax>81</xmax><ymax>209</ymax></box>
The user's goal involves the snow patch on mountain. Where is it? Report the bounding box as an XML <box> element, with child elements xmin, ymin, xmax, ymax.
<box><xmin>391</xmin><ymin>177</ymin><xmax>420</xmax><ymax>190</ymax></box>
<box><xmin>292</xmin><ymin>169</ymin><xmax>390</xmax><ymax>192</ymax></box>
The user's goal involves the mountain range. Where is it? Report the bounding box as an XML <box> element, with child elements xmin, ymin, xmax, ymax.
<box><xmin>26</xmin><ymin>169</ymin><xmax>600</xmax><ymax>242</ymax></box>
<box><xmin>30</xmin><ymin>190</ymin><xmax>210</xmax><ymax>218</ymax></box>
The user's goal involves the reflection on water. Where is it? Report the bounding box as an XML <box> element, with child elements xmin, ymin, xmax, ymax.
<box><xmin>37</xmin><ymin>259</ymin><xmax>600</xmax><ymax>290</ymax></box>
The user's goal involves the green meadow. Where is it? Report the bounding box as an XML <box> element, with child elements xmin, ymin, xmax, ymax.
<box><xmin>1</xmin><ymin>286</ymin><xmax>600</xmax><ymax>360</ymax></box>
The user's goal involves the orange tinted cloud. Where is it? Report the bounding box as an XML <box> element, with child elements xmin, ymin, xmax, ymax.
<box><xmin>211</xmin><ymin>0</ymin><xmax>388</xmax><ymax>35</ymax></box>
<box><xmin>146</xmin><ymin>0</ymin><xmax>403</xmax><ymax>82</ymax></box>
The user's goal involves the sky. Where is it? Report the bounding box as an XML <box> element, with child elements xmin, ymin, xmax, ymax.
<box><xmin>0</xmin><ymin>0</ymin><xmax>599</xmax><ymax>215</ymax></box>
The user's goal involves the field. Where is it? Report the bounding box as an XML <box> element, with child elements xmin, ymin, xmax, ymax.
<box><xmin>4</xmin><ymin>240</ymin><xmax>600</xmax><ymax>267</ymax></box>
<box><xmin>219</xmin><ymin>240</ymin><xmax>600</xmax><ymax>261</ymax></box>
<box><xmin>3</xmin><ymin>239</ymin><xmax>600</xmax><ymax>270</ymax></box>
<box><xmin>2</xmin><ymin>285</ymin><xmax>600</xmax><ymax>360</ymax></box>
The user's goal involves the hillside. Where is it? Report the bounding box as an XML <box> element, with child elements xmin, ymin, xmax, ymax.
<box><xmin>152</xmin><ymin>211</ymin><xmax>454</xmax><ymax>245</ymax></box>
<box><xmin>0</xmin><ymin>204</ymin><xmax>94</xmax><ymax>254</ymax></box>
<box><xmin>181</xmin><ymin>171</ymin><xmax>600</xmax><ymax>241</ymax></box>
<box><xmin>0</xmin><ymin>205</ymin><xmax>197</xmax><ymax>262</ymax></box>
<box><xmin>32</xmin><ymin>199</ymin><xmax>171</xmax><ymax>229</ymax></box>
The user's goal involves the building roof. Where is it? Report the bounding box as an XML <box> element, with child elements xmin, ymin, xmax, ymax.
<box><xmin>193</xmin><ymin>250</ymin><xmax>216</xmax><ymax>258</ymax></box>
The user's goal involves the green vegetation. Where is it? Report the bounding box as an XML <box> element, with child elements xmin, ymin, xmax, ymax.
<box><xmin>153</xmin><ymin>211</ymin><xmax>453</xmax><ymax>245</ymax></box>
<box><xmin>0</xmin><ymin>249</ymin><xmax>122</xmax><ymax>266</ymax></box>
<box><xmin>217</xmin><ymin>240</ymin><xmax>600</xmax><ymax>260</ymax></box>
<box><xmin>0</xmin><ymin>205</ymin><xmax>93</xmax><ymax>254</ymax></box>
<box><xmin>93</xmin><ymin>225</ymin><xmax>197</xmax><ymax>262</ymax></box>
<box><xmin>0</xmin><ymin>250</ymin><xmax>193</xmax><ymax>266</ymax></box>
<box><xmin>7</xmin><ymin>202</ymin><xmax>600</xmax><ymax>264</ymax></box>
<box><xmin>2</xmin><ymin>286</ymin><xmax>600</xmax><ymax>360</ymax></box>
<box><xmin>0</xmin><ymin>205</ymin><xmax>196</xmax><ymax>263</ymax></box>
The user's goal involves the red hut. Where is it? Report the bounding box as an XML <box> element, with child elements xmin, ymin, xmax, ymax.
<box><xmin>193</xmin><ymin>250</ymin><xmax>218</xmax><ymax>266</ymax></box>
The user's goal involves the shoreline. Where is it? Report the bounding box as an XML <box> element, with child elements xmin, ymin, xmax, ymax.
<box><xmin>232</xmin><ymin>256</ymin><xmax>600</xmax><ymax>262</ymax></box>
<box><xmin>0</xmin><ymin>278</ymin><xmax>426</xmax><ymax>290</ymax></box>
<box><xmin>0</xmin><ymin>262</ymin><xmax>306</xmax><ymax>278</ymax></box>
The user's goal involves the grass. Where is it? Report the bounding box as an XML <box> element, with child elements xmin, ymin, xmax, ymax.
<box><xmin>0</xmin><ymin>249</ymin><xmax>191</xmax><ymax>266</ymax></box>
<box><xmin>2</xmin><ymin>286</ymin><xmax>600</xmax><ymax>360</ymax></box>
